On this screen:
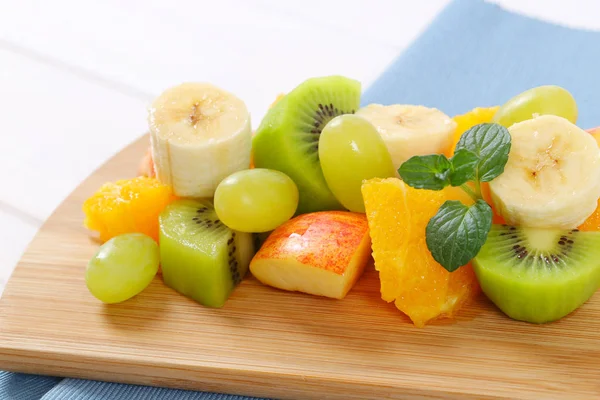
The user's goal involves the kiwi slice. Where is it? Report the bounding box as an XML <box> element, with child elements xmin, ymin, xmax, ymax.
<box><xmin>473</xmin><ymin>224</ymin><xmax>600</xmax><ymax>323</ymax></box>
<box><xmin>253</xmin><ymin>75</ymin><xmax>361</xmax><ymax>214</ymax></box>
<box><xmin>159</xmin><ymin>199</ymin><xmax>254</xmax><ymax>308</ymax></box>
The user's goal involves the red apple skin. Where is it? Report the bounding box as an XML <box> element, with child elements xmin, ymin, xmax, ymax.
<box><xmin>254</xmin><ymin>211</ymin><xmax>369</xmax><ymax>275</ymax></box>
<box><xmin>250</xmin><ymin>211</ymin><xmax>371</xmax><ymax>299</ymax></box>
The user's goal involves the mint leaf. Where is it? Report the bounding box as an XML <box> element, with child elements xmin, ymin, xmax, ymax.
<box><xmin>455</xmin><ymin>123</ymin><xmax>511</xmax><ymax>182</ymax></box>
<box><xmin>448</xmin><ymin>149</ymin><xmax>478</xmax><ymax>187</ymax></box>
<box><xmin>425</xmin><ymin>199</ymin><xmax>492</xmax><ymax>272</ymax></box>
<box><xmin>398</xmin><ymin>154</ymin><xmax>452</xmax><ymax>190</ymax></box>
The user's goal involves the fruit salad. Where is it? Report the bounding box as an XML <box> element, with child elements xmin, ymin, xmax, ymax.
<box><xmin>83</xmin><ymin>77</ymin><xmax>600</xmax><ymax>327</ymax></box>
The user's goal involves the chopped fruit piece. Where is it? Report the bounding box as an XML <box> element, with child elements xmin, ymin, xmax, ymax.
<box><xmin>319</xmin><ymin>114</ymin><xmax>395</xmax><ymax>212</ymax></box>
<box><xmin>356</xmin><ymin>104</ymin><xmax>456</xmax><ymax>172</ymax></box>
<box><xmin>473</xmin><ymin>225</ymin><xmax>600</xmax><ymax>323</ymax></box>
<box><xmin>83</xmin><ymin>176</ymin><xmax>176</xmax><ymax>242</ymax></box>
<box><xmin>361</xmin><ymin>178</ymin><xmax>480</xmax><ymax>327</ymax></box>
<box><xmin>149</xmin><ymin>82</ymin><xmax>252</xmax><ymax>198</ymax></box>
<box><xmin>137</xmin><ymin>146</ymin><xmax>156</xmax><ymax>178</ymax></box>
<box><xmin>250</xmin><ymin>211</ymin><xmax>371</xmax><ymax>299</ymax></box>
<box><xmin>214</xmin><ymin>168</ymin><xmax>299</xmax><ymax>233</ymax></box>
<box><xmin>446</xmin><ymin>106</ymin><xmax>499</xmax><ymax>156</ymax></box>
<box><xmin>86</xmin><ymin>233</ymin><xmax>159</xmax><ymax>304</ymax></box>
<box><xmin>253</xmin><ymin>75</ymin><xmax>361</xmax><ymax>214</ymax></box>
<box><xmin>159</xmin><ymin>199</ymin><xmax>254</xmax><ymax>308</ymax></box>
<box><xmin>493</xmin><ymin>85</ymin><xmax>578</xmax><ymax>128</ymax></box>
<box><xmin>489</xmin><ymin>116</ymin><xmax>600</xmax><ymax>229</ymax></box>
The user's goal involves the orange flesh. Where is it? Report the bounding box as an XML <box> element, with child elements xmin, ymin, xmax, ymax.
<box><xmin>83</xmin><ymin>177</ymin><xmax>176</xmax><ymax>242</ymax></box>
<box><xmin>362</xmin><ymin>178</ymin><xmax>480</xmax><ymax>327</ymax></box>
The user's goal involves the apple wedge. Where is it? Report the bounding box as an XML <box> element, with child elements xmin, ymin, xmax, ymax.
<box><xmin>250</xmin><ymin>211</ymin><xmax>371</xmax><ymax>299</ymax></box>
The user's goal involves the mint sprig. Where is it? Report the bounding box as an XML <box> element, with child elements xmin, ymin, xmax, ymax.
<box><xmin>398</xmin><ymin>149</ymin><xmax>478</xmax><ymax>191</ymax></box>
<box><xmin>425</xmin><ymin>199</ymin><xmax>492</xmax><ymax>272</ymax></box>
<box><xmin>398</xmin><ymin>123</ymin><xmax>511</xmax><ymax>272</ymax></box>
<box><xmin>455</xmin><ymin>123</ymin><xmax>511</xmax><ymax>182</ymax></box>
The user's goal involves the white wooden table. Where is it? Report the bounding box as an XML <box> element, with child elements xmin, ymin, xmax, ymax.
<box><xmin>2</xmin><ymin>0</ymin><xmax>599</xmax><ymax>295</ymax></box>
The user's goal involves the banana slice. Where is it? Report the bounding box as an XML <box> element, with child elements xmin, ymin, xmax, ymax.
<box><xmin>489</xmin><ymin>115</ymin><xmax>600</xmax><ymax>229</ymax></box>
<box><xmin>355</xmin><ymin>104</ymin><xmax>456</xmax><ymax>171</ymax></box>
<box><xmin>148</xmin><ymin>82</ymin><xmax>251</xmax><ymax>198</ymax></box>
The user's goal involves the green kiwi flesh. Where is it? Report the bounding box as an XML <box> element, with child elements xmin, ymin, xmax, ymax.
<box><xmin>473</xmin><ymin>224</ymin><xmax>600</xmax><ymax>324</ymax></box>
<box><xmin>159</xmin><ymin>199</ymin><xmax>254</xmax><ymax>308</ymax></box>
<box><xmin>252</xmin><ymin>75</ymin><xmax>361</xmax><ymax>214</ymax></box>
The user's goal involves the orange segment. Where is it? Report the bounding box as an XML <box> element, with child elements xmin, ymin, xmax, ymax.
<box><xmin>83</xmin><ymin>177</ymin><xmax>176</xmax><ymax>242</ymax></box>
<box><xmin>362</xmin><ymin>177</ymin><xmax>480</xmax><ymax>327</ymax></box>
<box><xmin>446</xmin><ymin>106</ymin><xmax>499</xmax><ymax>157</ymax></box>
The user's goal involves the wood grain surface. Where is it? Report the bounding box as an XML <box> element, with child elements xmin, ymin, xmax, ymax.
<box><xmin>0</xmin><ymin>135</ymin><xmax>599</xmax><ymax>399</ymax></box>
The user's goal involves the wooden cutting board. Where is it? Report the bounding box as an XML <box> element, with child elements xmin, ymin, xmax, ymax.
<box><xmin>1</xmin><ymin>135</ymin><xmax>599</xmax><ymax>400</ymax></box>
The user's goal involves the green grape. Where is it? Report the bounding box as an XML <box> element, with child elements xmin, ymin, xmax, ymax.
<box><xmin>319</xmin><ymin>114</ymin><xmax>396</xmax><ymax>213</ymax></box>
<box><xmin>214</xmin><ymin>168</ymin><xmax>299</xmax><ymax>233</ymax></box>
<box><xmin>493</xmin><ymin>85</ymin><xmax>578</xmax><ymax>128</ymax></box>
<box><xmin>86</xmin><ymin>233</ymin><xmax>159</xmax><ymax>304</ymax></box>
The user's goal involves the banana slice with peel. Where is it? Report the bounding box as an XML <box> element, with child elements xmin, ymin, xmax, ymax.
<box><xmin>355</xmin><ymin>104</ymin><xmax>456</xmax><ymax>171</ymax></box>
<box><xmin>489</xmin><ymin>115</ymin><xmax>600</xmax><ymax>229</ymax></box>
<box><xmin>148</xmin><ymin>83</ymin><xmax>251</xmax><ymax>198</ymax></box>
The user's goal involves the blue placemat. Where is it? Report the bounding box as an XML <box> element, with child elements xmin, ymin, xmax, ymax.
<box><xmin>362</xmin><ymin>0</ymin><xmax>600</xmax><ymax>128</ymax></box>
<box><xmin>4</xmin><ymin>0</ymin><xmax>600</xmax><ymax>398</ymax></box>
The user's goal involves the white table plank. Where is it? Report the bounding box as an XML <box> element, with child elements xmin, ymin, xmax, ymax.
<box><xmin>0</xmin><ymin>48</ymin><xmax>148</xmax><ymax>222</ymax></box>
<box><xmin>253</xmin><ymin>0</ymin><xmax>450</xmax><ymax>48</ymax></box>
<box><xmin>0</xmin><ymin>0</ymin><xmax>400</xmax><ymax>124</ymax></box>
<box><xmin>0</xmin><ymin>211</ymin><xmax>39</xmax><ymax>297</ymax></box>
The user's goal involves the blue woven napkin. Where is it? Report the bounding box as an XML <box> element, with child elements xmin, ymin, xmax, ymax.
<box><xmin>362</xmin><ymin>0</ymin><xmax>600</xmax><ymax>128</ymax></box>
<box><xmin>3</xmin><ymin>0</ymin><xmax>600</xmax><ymax>398</ymax></box>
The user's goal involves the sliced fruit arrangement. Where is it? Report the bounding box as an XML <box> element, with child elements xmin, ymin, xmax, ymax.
<box><xmin>159</xmin><ymin>199</ymin><xmax>254</xmax><ymax>308</ymax></box>
<box><xmin>252</xmin><ymin>75</ymin><xmax>361</xmax><ymax>214</ymax></box>
<box><xmin>82</xmin><ymin>77</ymin><xmax>600</xmax><ymax>327</ymax></box>
<box><xmin>148</xmin><ymin>82</ymin><xmax>252</xmax><ymax>198</ymax></box>
<box><xmin>250</xmin><ymin>211</ymin><xmax>371</xmax><ymax>299</ymax></box>
<box><xmin>355</xmin><ymin>104</ymin><xmax>456</xmax><ymax>171</ymax></box>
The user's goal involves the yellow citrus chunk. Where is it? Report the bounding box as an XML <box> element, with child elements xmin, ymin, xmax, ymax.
<box><xmin>83</xmin><ymin>176</ymin><xmax>176</xmax><ymax>242</ymax></box>
<box><xmin>361</xmin><ymin>177</ymin><xmax>480</xmax><ymax>327</ymax></box>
